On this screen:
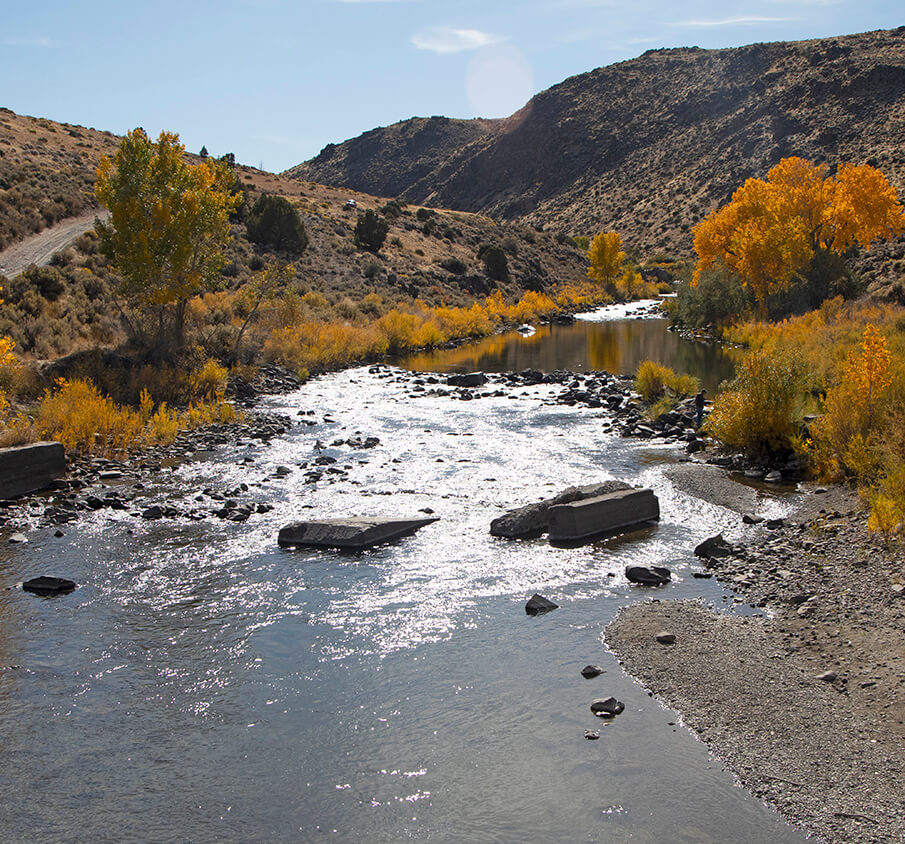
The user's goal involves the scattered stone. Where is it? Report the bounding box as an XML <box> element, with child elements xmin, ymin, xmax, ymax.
<box><xmin>22</xmin><ymin>576</ymin><xmax>77</xmax><ymax>596</ymax></box>
<box><xmin>141</xmin><ymin>505</ymin><xmax>164</xmax><ymax>520</ymax></box>
<box><xmin>581</xmin><ymin>664</ymin><xmax>604</xmax><ymax>678</ymax></box>
<box><xmin>742</xmin><ymin>513</ymin><xmax>764</xmax><ymax>525</ymax></box>
<box><xmin>817</xmin><ymin>671</ymin><xmax>837</xmax><ymax>682</ymax></box>
<box><xmin>764</xmin><ymin>470</ymin><xmax>783</xmax><ymax>483</ymax></box>
<box><xmin>584</xmin><ymin>730</ymin><xmax>600</xmax><ymax>740</ymax></box>
<box><xmin>590</xmin><ymin>697</ymin><xmax>625</xmax><ymax>717</ymax></box>
<box><xmin>655</xmin><ymin>631</ymin><xmax>677</xmax><ymax>645</ymax></box>
<box><xmin>8</xmin><ymin>532</ymin><xmax>27</xmax><ymax>544</ymax></box>
<box><xmin>525</xmin><ymin>593</ymin><xmax>559</xmax><ymax>616</ymax></box>
<box><xmin>694</xmin><ymin>534</ymin><xmax>733</xmax><ymax>558</ymax></box>
<box><xmin>625</xmin><ymin>565</ymin><xmax>671</xmax><ymax>586</ymax></box>
<box><xmin>54</xmin><ymin>530</ymin><xmax>64</xmax><ymax>538</ymax></box>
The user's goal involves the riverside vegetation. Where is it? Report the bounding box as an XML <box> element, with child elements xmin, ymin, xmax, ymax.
<box><xmin>0</xmin><ymin>122</ymin><xmax>648</xmax><ymax>458</ymax></box>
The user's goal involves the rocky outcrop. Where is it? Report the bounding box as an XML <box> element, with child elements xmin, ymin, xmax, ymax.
<box><xmin>490</xmin><ymin>480</ymin><xmax>631</xmax><ymax>538</ymax></box>
<box><xmin>287</xmin><ymin>28</ymin><xmax>905</xmax><ymax>286</ymax></box>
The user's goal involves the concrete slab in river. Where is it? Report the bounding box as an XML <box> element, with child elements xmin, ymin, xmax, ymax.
<box><xmin>278</xmin><ymin>516</ymin><xmax>440</xmax><ymax>549</ymax></box>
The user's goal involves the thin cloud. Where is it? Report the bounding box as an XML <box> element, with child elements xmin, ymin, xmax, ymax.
<box><xmin>412</xmin><ymin>26</ymin><xmax>506</xmax><ymax>54</ymax></box>
<box><xmin>3</xmin><ymin>36</ymin><xmax>53</xmax><ymax>47</ymax></box>
<box><xmin>670</xmin><ymin>16</ymin><xmax>795</xmax><ymax>27</ymax></box>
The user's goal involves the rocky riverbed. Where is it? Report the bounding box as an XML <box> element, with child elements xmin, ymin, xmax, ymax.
<box><xmin>606</xmin><ymin>480</ymin><xmax>905</xmax><ymax>843</ymax></box>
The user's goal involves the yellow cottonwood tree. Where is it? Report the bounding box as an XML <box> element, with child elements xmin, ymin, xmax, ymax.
<box><xmin>693</xmin><ymin>157</ymin><xmax>905</xmax><ymax>306</ymax></box>
<box><xmin>95</xmin><ymin>129</ymin><xmax>241</xmax><ymax>353</ymax></box>
<box><xmin>587</xmin><ymin>231</ymin><xmax>626</xmax><ymax>292</ymax></box>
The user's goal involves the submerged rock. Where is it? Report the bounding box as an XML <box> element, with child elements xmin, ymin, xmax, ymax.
<box><xmin>22</xmin><ymin>576</ymin><xmax>77</xmax><ymax>596</ymax></box>
<box><xmin>625</xmin><ymin>565</ymin><xmax>671</xmax><ymax>586</ymax></box>
<box><xmin>590</xmin><ymin>697</ymin><xmax>625</xmax><ymax>717</ymax></box>
<box><xmin>525</xmin><ymin>593</ymin><xmax>559</xmax><ymax>616</ymax></box>
<box><xmin>581</xmin><ymin>664</ymin><xmax>605</xmax><ymax>678</ymax></box>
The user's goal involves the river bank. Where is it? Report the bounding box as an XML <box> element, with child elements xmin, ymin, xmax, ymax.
<box><xmin>606</xmin><ymin>475</ymin><xmax>905</xmax><ymax>843</ymax></box>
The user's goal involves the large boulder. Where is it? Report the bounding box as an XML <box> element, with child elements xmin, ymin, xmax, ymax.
<box><xmin>625</xmin><ymin>565</ymin><xmax>671</xmax><ymax>586</ymax></box>
<box><xmin>490</xmin><ymin>480</ymin><xmax>631</xmax><ymax>539</ymax></box>
<box><xmin>447</xmin><ymin>372</ymin><xmax>487</xmax><ymax>388</ymax></box>
<box><xmin>278</xmin><ymin>516</ymin><xmax>439</xmax><ymax>549</ymax></box>
<box><xmin>524</xmin><ymin>593</ymin><xmax>559</xmax><ymax>616</ymax></box>
<box><xmin>548</xmin><ymin>488</ymin><xmax>660</xmax><ymax>542</ymax></box>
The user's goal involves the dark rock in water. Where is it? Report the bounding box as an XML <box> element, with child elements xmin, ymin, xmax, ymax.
<box><xmin>525</xmin><ymin>593</ymin><xmax>559</xmax><ymax>615</ymax></box>
<box><xmin>23</xmin><ymin>576</ymin><xmax>77</xmax><ymax>596</ymax></box>
<box><xmin>686</xmin><ymin>439</ymin><xmax>704</xmax><ymax>454</ymax></box>
<box><xmin>742</xmin><ymin>513</ymin><xmax>764</xmax><ymax>525</ymax></box>
<box><xmin>548</xmin><ymin>488</ymin><xmax>659</xmax><ymax>542</ymax></box>
<box><xmin>141</xmin><ymin>505</ymin><xmax>164</xmax><ymax>520</ymax></box>
<box><xmin>8</xmin><ymin>532</ymin><xmax>27</xmax><ymax>544</ymax></box>
<box><xmin>581</xmin><ymin>664</ymin><xmax>604</xmax><ymax>678</ymax></box>
<box><xmin>490</xmin><ymin>480</ymin><xmax>631</xmax><ymax>538</ymax></box>
<box><xmin>447</xmin><ymin>372</ymin><xmax>487</xmax><ymax>388</ymax></box>
<box><xmin>692</xmin><ymin>571</ymin><xmax>713</xmax><ymax>579</ymax></box>
<box><xmin>694</xmin><ymin>533</ymin><xmax>733</xmax><ymax>558</ymax></box>
<box><xmin>625</xmin><ymin>565</ymin><xmax>671</xmax><ymax>586</ymax></box>
<box><xmin>584</xmin><ymin>729</ymin><xmax>600</xmax><ymax>740</ymax></box>
<box><xmin>765</xmin><ymin>517</ymin><xmax>785</xmax><ymax>530</ymax></box>
<box><xmin>590</xmin><ymin>697</ymin><xmax>625</xmax><ymax>717</ymax></box>
<box><xmin>278</xmin><ymin>516</ymin><xmax>439</xmax><ymax>549</ymax></box>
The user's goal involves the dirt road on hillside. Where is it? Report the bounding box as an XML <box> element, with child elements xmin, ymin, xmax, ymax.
<box><xmin>0</xmin><ymin>211</ymin><xmax>107</xmax><ymax>279</ymax></box>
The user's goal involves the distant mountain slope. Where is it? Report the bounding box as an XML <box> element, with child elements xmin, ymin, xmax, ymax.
<box><xmin>285</xmin><ymin>116</ymin><xmax>497</xmax><ymax>199</ymax></box>
<box><xmin>286</xmin><ymin>28</ymin><xmax>905</xmax><ymax>271</ymax></box>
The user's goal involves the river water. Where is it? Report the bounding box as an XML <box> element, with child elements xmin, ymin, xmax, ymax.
<box><xmin>0</xmin><ymin>304</ymin><xmax>809</xmax><ymax>843</ymax></box>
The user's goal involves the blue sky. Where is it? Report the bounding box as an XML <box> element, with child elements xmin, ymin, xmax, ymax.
<box><xmin>2</xmin><ymin>0</ymin><xmax>902</xmax><ymax>172</ymax></box>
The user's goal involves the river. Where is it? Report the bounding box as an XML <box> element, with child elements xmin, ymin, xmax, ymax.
<box><xmin>0</xmin><ymin>303</ymin><xmax>808</xmax><ymax>842</ymax></box>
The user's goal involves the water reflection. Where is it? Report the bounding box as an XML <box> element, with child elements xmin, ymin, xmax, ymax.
<box><xmin>397</xmin><ymin>312</ymin><xmax>737</xmax><ymax>392</ymax></box>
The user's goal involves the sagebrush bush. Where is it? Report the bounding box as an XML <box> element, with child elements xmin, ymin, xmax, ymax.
<box><xmin>634</xmin><ymin>360</ymin><xmax>698</xmax><ymax>402</ymax></box>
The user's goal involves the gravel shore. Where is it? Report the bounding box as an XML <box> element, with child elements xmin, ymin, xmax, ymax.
<box><xmin>606</xmin><ymin>472</ymin><xmax>905</xmax><ymax>843</ymax></box>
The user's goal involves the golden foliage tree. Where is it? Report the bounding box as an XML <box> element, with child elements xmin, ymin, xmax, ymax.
<box><xmin>95</xmin><ymin>129</ymin><xmax>241</xmax><ymax>353</ymax></box>
<box><xmin>808</xmin><ymin>323</ymin><xmax>893</xmax><ymax>480</ymax></box>
<box><xmin>693</xmin><ymin>157</ymin><xmax>905</xmax><ymax>306</ymax></box>
<box><xmin>587</xmin><ymin>231</ymin><xmax>626</xmax><ymax>292</ymax></box>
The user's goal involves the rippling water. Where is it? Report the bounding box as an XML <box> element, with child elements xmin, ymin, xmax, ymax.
<box><xmin>0</xmin><ymin>308</ymin><xmax>808</xmax><ymax>842</ymax></box>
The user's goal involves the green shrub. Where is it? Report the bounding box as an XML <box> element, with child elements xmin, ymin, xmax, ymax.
<box><xmin>478</xmin><ymin>244</ymin><xmax>508</xmax><ymax>282</ymax></box>
<box><xmin>440</xmin><ymin>257</ymin><xmax>467</xmax><ymax>275</ymax></box>
<box><xmin>707</xmin><ymin>347</ymin><xmax>806</xmax><ymax>456</ymax></box>
<box><xmin>246</xmin><ymin>194</ymin><xmax>308</xmax><ymax>255</ymax></box>
<box><xmin>668</xmin><ymin>268</ymin><xmax>752</xmax><ymax>329</ymax></box>
<box><xmin>635</xmin><ymin>360</ymin><xmax>699</xmax><ymax>402</ymax></box>
<box><xmin>354</xmin><ymin>210</ymin><xmax>389</xmax><ymax>253</ymax></box>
